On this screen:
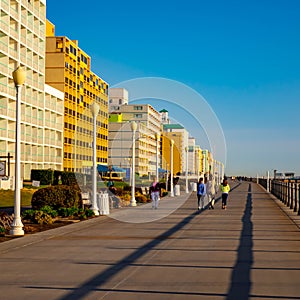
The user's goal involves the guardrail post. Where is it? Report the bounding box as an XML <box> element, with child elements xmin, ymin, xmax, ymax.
<box><xmin>294</xmin><ymin>183</ymin><xmax>298</xmax><ymax>213</ymax></box>
<box><xmin>290</xmin><ymin>182</ymin><xmax>294</xmax><ymax>210</ymax></box>
<box><xmin>284</xmin><ymin>182</ymin><xmax>288</xmax><ymax>205</ymax></box>
<box><xmin>287</xmin><ymin>182</ymin><xmax>291</xmax><ymax>207</ymax></box>
<box><xmin>298</xmin><ymin>184</ymin><xmax>300</xmax><ymax>215</ymax></box>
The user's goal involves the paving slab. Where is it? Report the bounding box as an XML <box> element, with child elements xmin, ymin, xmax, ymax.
<box><xmin>0</xmin><ymin>181</ymin><xmax>300</xmax><ymax>300</ymax></box>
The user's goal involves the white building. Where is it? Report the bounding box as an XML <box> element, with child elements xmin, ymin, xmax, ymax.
<box><xmin>109</xmin><ymin>88</ymin><xmax>128</xmax><ymax>113</ymax></box>
<box><xmin>108</xmin><ymin>104</ymin><xmax>161</xmax><ymax>177</ymax></box>
<box><xmin>188</xmin><ymin>137</ymin><xmax>196</xmax><ymax>175</ymax></box>
<box><xmin>159</xmin><ymin>108</ymin><xmax>170</xmax><ymax>124</ymax></box>
<box><xmin>0</xmin><ymin>0</ymin><xmax>64</xmax><ymax>180</ymax></box>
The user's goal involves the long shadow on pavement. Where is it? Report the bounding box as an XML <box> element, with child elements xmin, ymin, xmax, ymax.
<box><xmin>226</xmin><ymin>183</ymin><xmax>253</xmax><ymax>300</ymax></box>
<box><xmin>58</xmin><ymin>194</ymin><xmax>200</xmax><ymax>300</ymax></box>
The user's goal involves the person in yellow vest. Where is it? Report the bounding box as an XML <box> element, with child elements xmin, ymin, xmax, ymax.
<box><xmin>220</xmin><ymin>178</ymin><xmax>230</xmax><ymax>209</ymax></box>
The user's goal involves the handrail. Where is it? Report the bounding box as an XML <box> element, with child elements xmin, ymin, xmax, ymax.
<box><xmin>259</xmin><ymin>179</ymin><xmax>300</xmax><ymax>215</ymax></box>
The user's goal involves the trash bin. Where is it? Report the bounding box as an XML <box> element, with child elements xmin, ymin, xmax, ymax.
<box><xmin>97</xmin><ymin>192</ymin><xmax>110</xmax><ymax>215</ymax></box>
<box><xmin>174</xmin><ymin>185</ymin><xmax>180</xmax><ymax>196</ymax></box>
<box><xmin>190</xmin><ymin>182</ymin><xmax>197</xmax><ymax>192</ymax></box>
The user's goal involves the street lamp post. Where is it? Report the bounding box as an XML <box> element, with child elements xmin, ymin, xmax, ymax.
<box><xmin>185</xmin><ymin>146</ymin><xmax>189</xmax><ymax>193</ymax></box>
<box><xmin>166</xmin><ymin>163</ymin><xmax>169</xmax><ymax>192</ymax></box>
<box><xmin>130</xmin><ymin>121</ymin><xmax>137</xmax><ymax>206</ymax></box>
<box><xmin>10</xmin><ymin>66</ymin><xmax>25</xmax><ymax>236</ymax></box>
<box><xmin>90</xmin><ymin>102</ymin><xmax>100</xmax><ymax>216</ymax></box>
<box><xmin>170</xmin><ymin>139</ymin><xmax>174</xmax><ymax>197</ymax></box>
<box><xmin>155</xmin><ymin>133</ymin><xmax>160</xmax><ymax>180</ymax></box>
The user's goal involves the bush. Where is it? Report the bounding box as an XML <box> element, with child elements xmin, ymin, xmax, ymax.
<box><xmin>57</xmin><ymin>207</ymin><xmax>95</xmax><ymax>220</ymax></box>
<box><xmin>22</xmin><ymin>210</ymin><xmax>53</xmax><ymax>225</ymax></box>
<box><xmin>22</xmin><ymin>209</ymin><xmax>35</xmax><ymax>220</ymax></box>
<box><xmin>33</xmin><ymin>211</ymin><xmax>53</xmax><ymax>225</ymax></box>
<box><xmin>84</xmin><ymin>209</ymin><xmax>95</xmax><ymax>218</ymax></box>
<box><xmin>0</xmin><ymin>226</ymin><xmax>5</xmax><ymax>234</ymax></box>
<box><xmin>31</xmin><ymin>185</ymin><xmax>81</xmax><ymax>210</ymax></box>
<box><xmin>135</xmin><ymin>192</ymin><xmax>149</xmax><ymax>204</ymax></box>
<box><xmin>31</xmin><ymin>169</ymin><xmax>54</xmax><ymax>185</ymax></box>
<box><xmin>57</xmin><ymin>207</ymin><xmax>78</xmax><ymax>217</ymax></box>
<box><xmin>40</xmin><ymin>206</ymin><xmax>58</xmax><ymax>218</ymax></box>
<box><xmin>57</xmin><ymin>207</ymin><xmax>68</xmax><ymax>217</ymax></box>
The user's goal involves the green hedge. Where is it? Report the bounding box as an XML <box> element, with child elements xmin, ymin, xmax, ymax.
<box><xmin>31</xmin><ymin>185</ymin><xmax>81</xmax><ymax>210</ymax></box>
<box><xmin>31</xmin><ymin>169</ymin><xmax>54</xmax><ymax>185</ymax></box>
<box><xmin>30</xmin><ymin>169</ymin><xmax>85</xmax><ymax>188</ymax></box>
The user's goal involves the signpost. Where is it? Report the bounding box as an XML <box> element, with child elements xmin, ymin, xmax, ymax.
<box><xmin>0</xmin><ymin>153</ymin><xmax>13</xmax><ymax>177</ymax></box>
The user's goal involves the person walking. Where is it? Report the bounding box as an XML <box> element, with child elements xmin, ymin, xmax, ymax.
<box><xmin>197</xmin><ymin>177</ymin><xmax>206</xmax><ymax>211</ymax></box>
<box><xmin>206</xmin><ymin>175</ymin><xmax>216</xmax><ymax>209</ymax></box>
<box><xmin>220</xmin><ymin>178</ymin><xmax>230</xmax><ymax>209</ymax></box>
<box><xmin>150</xmin><ymin>176</ymin><xmax>160</xmax><ymax>209</ymax></box>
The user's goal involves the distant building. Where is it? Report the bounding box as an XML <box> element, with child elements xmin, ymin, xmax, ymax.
<box><xmin>160</xmin><ymin>109</ymin><xmax>170</xmax><ymax>124</ymax></box>
<box><xmin>188</xmin><ymin>137</ymin><xmax>196</xmax><ymax>175</ymax></box>
<box><xmin>162</xmin><ymin>124</ymin><xmax>189</xmax><ymax>174</ymax></box>
<box><xmin>108</xmin><ymin>104</ymin><xmax>161</xmax><ymax>177</ymax></box>
<box><xmin>109</xmin><ymin>88</ymin><xmax>128</xmax><ymax>113</ymax></box>
<box><xmin>194</xmin><ymin>145</ymin><xmax>203</xmax><ymax>176</ymax></box>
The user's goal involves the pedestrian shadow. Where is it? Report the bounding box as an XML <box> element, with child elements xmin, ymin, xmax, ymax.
<box><xmin>226</xmin><ymin>183</ymin><xmax>253</xmax><ymax>300</ymax></box>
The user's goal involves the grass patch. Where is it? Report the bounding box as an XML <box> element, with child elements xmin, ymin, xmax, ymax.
<box><xmin>0</xmin><ymin>189</ymin><xmax>35</xmax><ymax>208</ymax></box>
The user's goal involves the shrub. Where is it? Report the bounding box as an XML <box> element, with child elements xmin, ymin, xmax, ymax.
<box><xmin>84</xmin><ymin>209</ymin><xmax>95</xmax><ymax>218</ymax></box>
<box><xmin>33</xmin><ymin>211</ymin><xmax>53</xmax><ymax>225</ymax></box>
<box><xmin>58</xmin><ymin>207</ymin><xmax>78</xmax><ymax>217</ymax></box>
<box><xmin>76</xmin><ymin>208</ymin><xmax>87</xmax><ymax>220</ymax></box>
<box><xmin>22</xmin><ymin>209</ymin><xmax>36</xmax><ymax>220</ymax></box>
<box><xmin>31</xmin><ymin>169</ymin><xmax>54</xmax><ymax>185</ymax></box>
<box><xmin>22</xmin><ymin>210</ymin><xmax>53</xmax><ymax>225</ymax></box>
<box><xmin>57</xmin><ymin>207</ymin><xmax>94</xmax><ymax>220</ymax></box>
<box><xmin>40</xmin><ymin>206</ymin><xmax>58</xmax><ymax>218</ymax></box>
<box><xmin>135</xmin><ymin>192</ymin><xmax>149</xmax><ymax>204</ymax></box>
<box><xmin>0</xmin><ymin>226</ymin><xmax>5</xmax><ymax>234</ymax></box>
<box><xmin>31</xmin><ymin>185</ymin><xmax>81</xmax><ymax>210</ymax></box>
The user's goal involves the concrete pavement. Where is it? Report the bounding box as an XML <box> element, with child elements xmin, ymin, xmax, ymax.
<box><xmin>0</xmin><ymin>181</ymin><xmax>300</xmax><ymax>300</ymax></box>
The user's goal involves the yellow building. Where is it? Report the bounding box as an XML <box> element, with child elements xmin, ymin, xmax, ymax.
<box><xmin>45</xmin><ymin>21</ymin><xmax>108</xmax><ymax>172</ymax></box>
<box><xmin>162</xmin><ymin>124</ymin><xmax>189</xmax><ymax>175</ymax></box>
<box><xmin>161</xmin><ymin>134</ymin><xmax>181</xmax><ymax>176</ymax></box>
<box><xmin>194</xmin><ymin>145</ymin><xmax>203</xmax><ymax>176</ymax></box>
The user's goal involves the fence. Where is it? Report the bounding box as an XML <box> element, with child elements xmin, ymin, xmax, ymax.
<box><xmin>258</xmin><ymin>178</ymin><xmax>300</xmax><ymax>215</ymax></box>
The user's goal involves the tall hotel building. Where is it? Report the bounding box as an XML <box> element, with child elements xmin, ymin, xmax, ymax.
<box><xmin>0</xmin><ymin>0</ymin><xmax>64</xmax><ymax>180</ymax></box>
<box><xmin>45</xmin><ymin>21</ymin><xmax>109</xmax><ymax>172</ymax></box>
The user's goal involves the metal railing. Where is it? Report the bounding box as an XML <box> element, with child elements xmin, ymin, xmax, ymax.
<box><xmin>259</xmin><ymin>179</ymin><xmax>300</xmax><ymax>215</ymax></box>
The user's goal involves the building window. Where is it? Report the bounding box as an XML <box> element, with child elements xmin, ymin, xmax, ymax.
<box><xmin>81</xmin><ymin>54</ymin><xmax>88</xmax><ymax>64</ymax></box>
<box><xmin>70</xmin><ymin>45</ymin><xmax>76</xmax><ymax>56</ymax></box>
<box><xmin>134</xmin><ymin>114</ymin><xmax>142</xmax><ymax>118</ymax></box>
<box><xmin>134</xmin><ymin>106</ymin><xmax>143</xmax><ymax>110</ymax></box>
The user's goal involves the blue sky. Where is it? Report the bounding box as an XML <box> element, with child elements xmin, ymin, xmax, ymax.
<box><xmin>47</xmin><ymin>0</ymin><xmax>300</xmax><ymax>177</ymax></box>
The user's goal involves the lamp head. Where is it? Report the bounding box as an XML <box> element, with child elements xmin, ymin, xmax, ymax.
<box><xmin>131</xmin><ymin>121</ymin><xmax>137</xmax><ymax>131</ymax></box>
<box><xmin>90</xmin><ymin>102</ymin><xmax>100</xmax><ymax>116</ymax></box>
<box><xmin>12</xmin><ymin>66</ymin><xmax>25</xmax><ymax>86</ymax></box>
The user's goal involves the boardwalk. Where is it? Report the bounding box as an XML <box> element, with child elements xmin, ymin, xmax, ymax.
<box><xmin>0</xmin><ymin>181</ymin><xmax>300</xmax><ymax>300</ymax></box>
